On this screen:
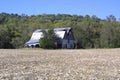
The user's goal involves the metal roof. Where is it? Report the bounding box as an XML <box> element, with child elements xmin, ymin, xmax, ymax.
<box><xmin>25</xmin><ymin>27</ymin><xmax>72</xmax><ymax>45</ymax></box>
<box><xmin>34</xmin><ymin>27</ymin><xmax>72</xmax><ymax>33</ymax></box>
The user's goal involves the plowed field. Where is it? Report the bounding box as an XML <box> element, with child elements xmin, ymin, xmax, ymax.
<box><xmin>0</xmin><ymin>49</ymin><xmax>120</xmax><ymax>80</ymax></box>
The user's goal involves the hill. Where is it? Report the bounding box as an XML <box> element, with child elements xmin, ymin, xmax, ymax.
<box><xmin>0</xmin><ymin>13</ymin><xmax>120</xmax><ymax>48</ymax></box>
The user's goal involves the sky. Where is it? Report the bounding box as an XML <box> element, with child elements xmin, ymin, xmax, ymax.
<box><xmin>0</xmin><ymin>0</ymin><xmax>120</xmax><ymax>19</ymax></box>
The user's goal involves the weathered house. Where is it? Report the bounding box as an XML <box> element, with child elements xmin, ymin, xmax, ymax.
<box><xmin>25</xmin><ymin>27</ymin><xmax>75</xmax><ymax>49</ymax></box>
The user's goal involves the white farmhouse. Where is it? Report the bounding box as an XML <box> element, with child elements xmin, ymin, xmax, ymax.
<box><xmin>25</xmin><ymin>27</ymin><xmax>75</xmax><ymax>49</ymax></box>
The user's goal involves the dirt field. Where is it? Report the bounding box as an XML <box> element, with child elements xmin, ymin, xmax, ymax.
<box><xmin>0</xmin><ymin>49</ymin><xmax>120</xmax><ymax>80</ymax></box>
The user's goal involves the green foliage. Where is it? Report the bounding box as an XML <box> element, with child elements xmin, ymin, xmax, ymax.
<box><xmin>0</xmin><ymin>12</ymin><xmax>120</xmax><ymax>48</ymax></box>
<box><xmin>0</xmin><ymin>26</ymin><xmax>22</xmax><ymax>48</ymax></box>
<box><xmin>39</xmin><ymin>29</ymin><xmax>59</xmax><ymax>49</ymax></box>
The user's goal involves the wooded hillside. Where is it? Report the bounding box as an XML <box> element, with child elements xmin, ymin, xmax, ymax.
<box><xmin>0</xmin><ymin>12</ymin><xmax>120</xmax><ymax>48</ymax></box>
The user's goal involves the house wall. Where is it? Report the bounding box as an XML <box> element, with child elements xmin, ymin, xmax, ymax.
<box><xmin>61</xmin><ymin>29</ymin><xmax>75</xmax><ymax>49</ymax></box>
<box><xmin>62</xmin><ymin>39</ymin><xmax>68</xmax><ymax>48</ymax></box>
<box><xmin>69</xmin><ymin>40</ymin><xmax>74</xmax><ymax>48</ymax></box>
<box><xmin>62</xmin><ymin>39</ymin><xmax>74</xmax><ymax>49</ymax></box>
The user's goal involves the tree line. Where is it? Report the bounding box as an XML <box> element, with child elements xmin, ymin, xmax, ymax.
<box><xmin>0</xmin><ymin>12</ymin><xmax>120</xmax><ymax>49</ymax></box>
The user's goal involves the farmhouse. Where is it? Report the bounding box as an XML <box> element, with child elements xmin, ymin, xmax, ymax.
<box><xmin>25</xmin><ymin>27</ymin><xmax>75</xmax><ymax>49</ymax></box>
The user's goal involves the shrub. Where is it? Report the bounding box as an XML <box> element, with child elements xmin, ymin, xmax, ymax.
<box><xmin>39</xmin><ymin>29</ymin><xmax>59</xmax><ymax>49</ymax></box>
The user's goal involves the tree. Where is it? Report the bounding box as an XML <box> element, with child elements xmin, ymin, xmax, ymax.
<box><xmin>107</xmin><ymin>15</ymin><xmax>116</xmax><ymax>22</ymax></box>
<box><xmin>0</xmin><ymin>13</ymin><xmax>120</xmax><ymax>49</ymax></box>
<box><xmin>39</xmin><ymin>29</ymin><xmax>59</xmax><ymax>49</ymax></box>
<box><xmin>0</xmin><ymin>25</ymin><xmax>22</xmax><ymax>48</ymax></box>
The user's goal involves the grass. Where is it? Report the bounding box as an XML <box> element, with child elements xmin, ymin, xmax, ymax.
<box><xmin>0</xmin><ymin>48</ymin><xmax>120</xmax><ymax>80</ymax></box>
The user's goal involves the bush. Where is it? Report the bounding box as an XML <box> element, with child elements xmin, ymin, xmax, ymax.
<box><xmin>39</xmin><ymin>29</ymin><xmax>59</xmax><ymax>49</ymax></box>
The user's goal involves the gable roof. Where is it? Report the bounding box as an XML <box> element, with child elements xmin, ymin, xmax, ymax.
<box><xmin>33</xmin><ymin>27</ymin><xmax>71</xmax><ymax>32</ymax></box>
<box><xmin>32</xmin><ymin>27</ymin><xmax>72</xmax><ymax>39</ymax></box>
<box><xmin>25</xmin><ymin>27</ymin><xmax>72</xmax><ymax>45</ymax></box>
